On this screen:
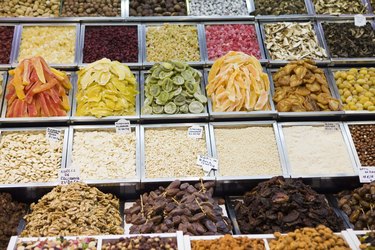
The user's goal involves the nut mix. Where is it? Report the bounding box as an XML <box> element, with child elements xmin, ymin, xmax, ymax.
<box><xmin>6</xmin><ymin>57</ymin><xmax>72</xmax><ymax>118</ymax></box>
<box><xmin>313</xmin><ymin>0</ymin><xmax>367</xmax><ymax>15</ymax></box>
<box><xmin>124</xmin><ymin>180</ymin><xmax>232</xmax><ymax>235</ymax></box>
<box><xmin>269</xmin><ymin>225</ymin><xmax>350</xmax><ymax>250</ymax></box>
<box><xmin>0</xmin><ymin>26</ymin><xmax>14</xmax><ymax>64</ymax></box>
<box><xmin>333</xmin><ymin>68</ymin><xmax>375</xmax><ymax>111</ymax></box>
<box><xmin>144</xmin><ymin>128</ymin><xmax>206</xmax><ymax>178</ymax></box>
<box><xmin>21</xmin><ymin>182</ymin><xmax>124</xmax><ymax>237</ymax></box>
<box><xmin>83</xmin><ymin>26</ymin><xmax>139</xmax><ymax>64</ymax></box>
<box><xmin>338</xmin><ymin>182</ymin><xmax>375</xmax><ymax>230</ymax></box>
<box><xmin>322</xmin><ymin>22</ymin><xmax>375</xmax><ymax>58</ymax></box>
<box><xmin>76</xmin><ymin>58</ymin><xmax>138</xmax><ymax>118</ymax></box>
<box><xmin>102</xmin><ymin>236</ymin><xmax>178</xmax><ymax>250</ymax></box>
<box><xmin>189</xmin><ymin>0</ymin><xmax>248</xmax><ymax>16</ymax></box>
<box><xmin>191</xmin><ymin>235</ymin><xmax>266</xmax><ymax>250</ymax></box>
<box><xmin>61</xmin><ymin>0</ymin><xmax>121</xmax><ymax>17</ymax></box>
<box><xmin>143</xmin><ymin>61</ymin><xmax>207</xmax><ymax>115</ymax></box>
<box><xmin>0</xmin><ymin>193</ymin><xmax>27</xmax><ymax>250</ymax></box>
<box><xmin>72</xmin><ymin>130</ymin><xmax>137</xmax><ymax>180</ymax></box>
<box><xmin>272</xmin><ymin>60</ymin><xmax>341</xmax><ymax>112</ymax></box>
<box><xmin>349</xmin><ymin>125</ymin><xmax>375</xmax><ymax>167</ymax></box>
<box><xmin>16</xmin><ymin>237</ymin><xmax>98</xmax><ymax>250</ymax></box>
<box><xmin>146</xmin><ymin>24</ymin><xmax>200</xmax><ymax>62</ymax></box>
<box><xmin>252</xmin><ymin>0</ymin><xmax>307</xmax><ymax>15</ymax></box>
<box><xmin>0</xmin><ymin>0</ymin><xmax>60</xmax><ymax>17</ymax></box>
<box><xmin>360</xmin><ymin>232</ymin><xmax>375</xmax><ymax>250</ymax></box>
<box><xmin>234</xmin><ymin>176</ymin><xmax>345</xmax><ymax>234</ymax></box>
<box><xmin>206</xmin><ymin>51</ymin><xmax>271</xmax><ymax>112</ymax></box>
<box><xmin>129</xmin><ymin>0</ymin><xmax>187</xmax><ymax>16</ymax></box>
<box><xmin>0</xmin><ymin>131</ymin><xmax>64</xmax><ymax>184</ymax></box>
<box><xmin>18</xmin><ymin>26</ymin><xmax>77</xmax><ymax>65</ymax></box>
<box><xmin>264</xmin><ymin>22</ymin><xmax>327</xmax><ymax>61</ymax></box>
<box><xmin>205</xmin><ymin>24</ymin><xmax>261</xmax><ymax>61</ymax></box>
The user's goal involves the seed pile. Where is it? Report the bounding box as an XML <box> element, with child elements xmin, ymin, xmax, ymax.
<box><xmin>61</xmin><ymin>0</ymin><xmax>121</xmax><ymax>17</ymax></box>
<box><xmin>0</xmin><ymin>26</ymin><xmax>14</xmax><ymax>64</ymax></box>
<box><xmin>191</xmin><ymin>235</ymin><xmax>265</xmax><ymax>250</ymax></box>
<box><xmin>129</xmin><ymin>0</ymin><xmax>187</xmax><ymax>16</ymax></box>
<box><xmin>349</xmin><ymin>124</ymin><xmax>375</xmax><ymax>167</ymax></box>
<box><xmin>189</xmin><ymin>0</ymin><xmax>248</xmax><ymax>16</ymax></box>
<box><xmin>102</xmin><ymin>236</ymin><xmax>177</xmax><ymax>250</ymax></box>
<box><xmin>0</xmin><ymin>0</ymin><xmax>60</xmax><ymax>17</ymax></box>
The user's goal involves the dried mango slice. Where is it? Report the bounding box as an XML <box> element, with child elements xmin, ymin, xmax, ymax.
<box><xmin>6</xmin><ymin>56</ymin><xmax>71</xmax><ymax>117</ymax></box>
<box><xmin>207</xmin><ymin>51</ymin><xmax>270</xmax><ymax>112</ymax></box>
<box><xmin>76</xmin><ymin>58</ymin><xmax>138</xmax><ymax>118</ymax></box>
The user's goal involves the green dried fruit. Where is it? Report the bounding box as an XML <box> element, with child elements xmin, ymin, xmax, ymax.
<box><xmin>143</xmin><ymin>61</ymin><xmax>207</xmax><ymax>115</ymax></box>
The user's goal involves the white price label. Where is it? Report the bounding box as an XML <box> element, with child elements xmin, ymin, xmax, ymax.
<box><xmin>197</xmin><ymin>155</ymin><xmax>218</xmax><ymax>172</ymax></box>
<box><xmin>187</xmin><ymin>126</ymin><xmax>203</xmax><ymax>139</ymax></box>
<box><xmin>115</xmin><ymin>119</ymin><xmax>131</xmax><ymax>134</ymax></box>
<box><xmin>359</xmin><ymin>167</ymin><xmax>375</xmax><ymax>183</ymax></box>
<box><xmin>46</xmin><ymin>128</ymin><xmax>62</xmax><ymax>142</ymax></box>
<box><xmin>59</xmin><ymin>167</ymin><xmax>80</xmax><ymax>185</ymax></box>
<box><xmin>324</xmin><ymin>123</ymin><xmax>340</xmax><ymax>132</ymax></box>
<box><xmin>354</xmin><ymin>14</ymin><xmax>366</xmax><ymax>27</ymax></box>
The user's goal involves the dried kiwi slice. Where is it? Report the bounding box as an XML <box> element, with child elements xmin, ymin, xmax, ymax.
<box><xmin>189</xmin><ymin>101</ymin><xmax>204</xmax><ymax>114</ymax></box>
<box><xmin>143</xmin><ymin>105</ymin><xmax>153</xmax><ymax>114</ymax></box>
<box><xmin>144</xmin><ymin>97</ymin><xmax>153</xmax><ymax>106</ymax></box>
<box><xmin>174</xmin><ymin>61</ymin><xmax>187</xmax><ymax>72</ymax></box>
<box><xmin>152</xmin><ymin>105</ymin><xmax>164</xmax><ymax>114</ymax></box>
<box><xmin>162</xmin><ymin>78</ymin><xmax>174</xmax><ymax>92</ymax></box>
<box><xmin>180</xmin><ymin>104</ymin><xmax>189</xmax><ymax>113</ymax></box>
<box><xmin>150</xmin><ymin>85</ymin><xmax>161</xmax><ymax>97</ymax></box>
<box><xmin>159</xmin><ymin>71</ymin><xmax>174</xmax><ymax>79</ymax></box>
<box><xmin>172</xmin><ymin>75</ymin><xmax>184</xmax><ymax>85</ymax></box>
<box><xmin>172</xmin><ymin>86</ymin><xmax>182</xmax><ymax>96</ymax></box>
<box><xmin>185</xmin><ymin>80</ymin><xmax>198</xmax><ymax>94</ymax></box>
<box><xmin>156</xmin><ymin>91</ymin><xmax>170</xmax><ymax>104</ymax></box>
<box><xmin>174</xmin><ymin>95</ymin><xmax>186</xmax><ymax>106</ymax></box>
<box><xmin>164</xmin><ymin>102</ymin><xmax>177</xmax><ymax>114</ymax></box>
<box><xmin>194</xmin><ymin>92</ymin><xmax>207</xmax><ymax>103</ymax></box>
<box><xmin>161</xmin><ymin>62</ymin><xmax>174</xmax><ymax>71</ymax></box>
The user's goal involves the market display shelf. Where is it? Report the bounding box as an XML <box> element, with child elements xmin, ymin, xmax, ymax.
<box><xmin>201</xmin><ymin>21</ymin><xmax>268</xmax><ymax>66</ymax></box>
<box><xmin>78</xmin><ymin>23</ymin><xmax>143</xmax><ymax>69</ymax></box>
<box><xmin>65</xmin><ymin>125</ymin><xmax>141</xmax><ymax>186</ymax></box>
<box><xmin>0</xmin><ymin>72</ymin><xmax>75</xmax><ymax>124</ymax></box>
<box><xmin>259</xmin><ymin>20</ymin><xmax>331</xmax><ymax>67</ymax></box>
<box><xmin>70</xmin><ymin>71</ymin><xmax>141</xmax><ymax>123</ymax></box>
<box><xmin>7</xmin><ymin>232</ymin><xmax>185</xmax><ymax>250</ymax></box>
<box><xmin>317</xmin><ymin>19</ymin><xmax>375</xmax><ymax>66</ymax></box>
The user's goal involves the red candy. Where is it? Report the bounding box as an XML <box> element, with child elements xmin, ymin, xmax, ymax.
<box><xmin>205</xmin><ymin>24</ymin><xmax>261</xmax><ymax>61</ymax></box>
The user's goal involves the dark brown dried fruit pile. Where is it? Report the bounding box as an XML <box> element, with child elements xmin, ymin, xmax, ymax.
<box><xmin>252</xmin><ymin>0</ymin><xmax>307</xmax><ymax>15</ymax></box>
<box><xmin>234</xmin><ymin>176</ymin><xmax>345</xmax><ymax>234</ymax></box>
<box><xmin>322</xmin><ymin>23</ymin><xmax>375</xmax><ymax>58</ymax></box>
<box><xmin>129</xmin><ymin>0</ymin><xmax>187</xmax><ymax>16</ymax></box>
<box><xmin>349</xmin><ymin>125</ymin><xmax>375</xmax><ymax>167</ymax></box>
<box><xmin>124</xmin><ymin>180</ymin><xmax>232</xmax><ymax>235</ymax></box>
<box><xmin>102</xmin><ymin>236</ymin><xmax>177</xmax><ymax>250</ymax></box>
<box><xmin>338</xmin><ymin>182</ymin><xmax>375</xmax><ymax>230</ymax></box>
<box><xmin>0</xmin><ymin>193</ymin><xmax>27</xmax><ymax>249</ymax></box>
<box><xmin>61</xmin><ymin>0</ymin><xmax>121</xmax><ymax>17</ymax></box>
<box><xmin>0</xmin><ymin>26</ymin><xmax>14</xmax><ymax>64</ymax></box>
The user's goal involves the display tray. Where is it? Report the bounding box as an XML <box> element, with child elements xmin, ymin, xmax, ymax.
<box><xmin>0</xmin><ymin>24</ymin><xmax>18</xmax><ymax>70</ymax></box>
<box><xmin>11</xmin><ymin>23</ymin><xmax>81</xmax><ymax>69</ymax></box>
<box><xmin>7</xmin><ymin>232</ymin><xmax>184</xmax><ymax>250</ymax></box>
<box><xmin>139</xmin><ymin>70</ymin><xmax>209</xmax><ymax>121</ymax></box>
<box><xmin>204</xmin><ymin>69</ymin><xmax>277</xmax><ymax>120</ymax></box>
<box><xmin>65</xmin><ymin>125</ymin><xmax>141</xmax><ymax>185</ymax></box>
<box><xmin>0</xmin><ymin>126</ymin><xmax>69</xmax><ymax>189</ymax></box>
<box><xmin>317</xmin><ymin>20</ymin><xmax>375</xmax><ymax>65</ymax></box>
<box><xmin>327</xmin><ymin>68</ymin><xmax>375</xmax><ymax>117</ymax></box>
<box><xmin>70</xmin><ymin>71</ymin><xmax>140</xmax><ymax>123</ymax></box>
<box><xmin>268</xmin><ymin>68</ymin><xmax>345</xmax><ymax>119</ymax></box>
<box><xmin>0</xmin><ymin>72</ymin><xmax>75</xmax><ymax>124</ymax></box>
<box><xmin>259</xmin><ymin>20</ymin><xmax>331</xmax><ymax>66</ymax></box>
<box><xmin>201</xmin><ymin>21</ymin><xmax>268</xmax><ymax>66</ymax></box>
<box><xmin>141</xmin><ymin>23</ymin><xmax>206</xmax><ymax>68</ymax></box>
<box><xmin>277</xmin><ymin>122</ymin><xmax>358</xmax><ymax>178</ymax></box>
<box><xmin>140</xmin><ymin>123</ymin><xmax>215</xmax><ymax>183</ymax></box>
<box><xmin>209</xmin><ymin>121</ymin><xmax>289</xmax><ymax>182</ymax></box>
<box><xmin>125</xmin><ymin>0</ymin><xmax>254</xmax><ymax>21</ymax></box>
<box><xmin>78</xmin><ymin>23</ymin><xmax>143</xmax><ymax>69</ymax></box>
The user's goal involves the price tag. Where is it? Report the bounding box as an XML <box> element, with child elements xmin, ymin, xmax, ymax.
<box><xmin>197</xmin><ymin>155</ymin><xmax>218</xmax><ymax>172</ymax></box>
<box><xmin>59</xmin><ymin>166</ymin><xmax>80</xmax><ymax>185</ymax></box>
<box><xmin>324</xmin><ymin>122</ymin><xmax>340</xmax><ymax>132</ymax></box>
<box><xmin>115</xmin><ymin>119</ymin><xmax>131</xmax><ymax>134</ymax></box>
<box><xmin>46</xmin><ymin>128</ymin><xmax>62</xmax><ymax>142</ymax></box>
<box><xmin>358</xmin><ymin>167</ymin><xmax>375</xmax><ymax>183</ymax></box>
<box><xmin>354</xmin><ymin>14</ymin><xmax>366</xmax><ymax>27</ymax></box>
<box><xmin>187</xmin><ymin>126</ymin><xmax>203</xmax><ymax>139</ymax></box>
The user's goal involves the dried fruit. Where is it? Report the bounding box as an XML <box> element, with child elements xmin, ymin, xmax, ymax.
<box><xmin>252</xmin><ymin>0</ymin><xmax>307</xmax><ymax>15</ymax></box>
<box><xmin>360</xmin><ymin>232</ymin><xmax>375</xmax><ymax>249</ymax></box>
<box><xmin>76</xmin><ymin>58</ymin><xmax>138</xmax><ymax>118</ymax></box>
<box><xmin>6</xmin><ymin>57</ymin><xmax>72</xmax><ymax>117</ymax></box>
<box><xmin>337</xmin><ymin>182</ymin><xmax>375</xmax><ymax>230</ymax></box>
<box><xmin>129</xmin><ymin>0</ymin><xmax>187</xmax><ymax>16</ymax></box>
<box><xmin>206</xmin><ymin>51</ymin><xmax>270</xmax><ymax>112</ymax></box>
<box><xmin>349</xmin><ymin>125</ymin><xmax>375</xmax><ymax>167</ymax></box>
<box><xmin>125</xmin><ymin>180</ymin><xmax>232</xmax><ymax>235</ymax></box>
<box><xmin>313</xmin><ymin>0</ymin><xmax>367</xmax><ymax>14</ymax></box>
<box><xmin>272</xmin><ymin>60</ymin><xmax>341</xmax><ymax>112</ymax></box>
<box><xmin>192</xmin><ymin>235</ymin><xmax>266</xmax><ymax>249</ymax></box>
<box><xmin>234</xmin><ymin>176</ymin><xmax>345</xmax><ymax>234</ymax></box>
<box><xmin>143</xmin><ymin>62</ymin><xmax>206</xmax><ymax>115</ymax></box>
<box><xmin>102</xmin><ymin>236</ymin><xmax>178</xmax><ymax>250</ymax></box>
<box><xmin>0</xmin><ymin>26</ymin><xmax>14</xmax><ymax>64</ymax></box>
<box><xmin>17</xmin><ymin>237</ymin><xmax>98</xmax><ymax>250</ymax></box>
